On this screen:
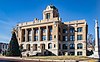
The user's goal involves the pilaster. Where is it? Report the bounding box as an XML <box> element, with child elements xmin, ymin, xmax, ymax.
<box><xmin>32</xmin><ymin>28</ymin><xmax>34</xmax><ymax>42</ymax></box>
<box><xmin>25</xmin><ymin>29</ymin><xmax>28</xmax><ymax>42</ymax></box>
<box><xmin>46</xmin><ymin>26</ymin><xmax>48</xmax><ymax>41</ymax></box>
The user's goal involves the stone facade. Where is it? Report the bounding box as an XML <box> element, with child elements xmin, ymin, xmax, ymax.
<box><xmin>15</xmin><ymin>5</ymin><xmax>88</xmax><ymax>56</ymax></box>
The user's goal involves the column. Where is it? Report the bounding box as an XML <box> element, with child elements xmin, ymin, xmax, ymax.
<box><xmin>46</xmin><ymin>26</ymin><xmax>48</xmax><ymax>41</ymax></box>
<box><xmin>38</xmin><ymin>27</ymin><xmax>41</xmax><ymax>41</ymax></box>
<box><xmin>30</xmin><ymin>44</ymin><xmax>33</xmax><ymax>52</ymax></box>
<box><xmin>38</xmin><ymin>27</ymin><xmax>41</xmax><ymax>52</ymax></box>
<box><xmin>25</xmin><ymin>29</ymin><xmax>28</xmax><ymax>42</ymax></box>
<box><xmin>32</xmin><ymin>28</ymin><xmax>34</xmax><ymax>42</ymax></box>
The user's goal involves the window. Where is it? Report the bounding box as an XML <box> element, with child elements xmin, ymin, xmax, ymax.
<box><xmin>63</xmin><ymin>29</ymin><xmax>67</xmax><ymax>33</ymax></box>
<box><xmin>54</xmin><ymin>35</ymin><xmax>56</xmax><ymax>38</ymax></box>
<box><xmin>36</xmin><ymin>29</ymin><xmax>38</xmax><ymax>33</ymax></box>
<box><xmin>70</xmin><ymin>28</ymin><xmax>75</xmax><ymax>33</ymax></box>
<box><xmin>49</xmin><ymin>35</ymin><xmax>52</xmax><ymax>40</ymax></box>
<box><xmin>23</xmin><ymin>36</ymin><xmax>25</xmax><ymax>42</ymax></box>
<box><xmin>26</xmin><ymin>44</ymin><xmax>30</xmax><ymax>51</ymax></box>
<box><xmin>63</xmin><ymin>36</ymin><xmax>67</xmax><ymax>41</ymax></box>
<box><xmin>62</xmin><ymin>44</ymin><xmax>67</xmax><ymax>49</ymax></box>
<box><xmin>42</xmin><ymin>35</ymin><xmax>46</xmax><ymax>41</ymax></box>
<box><xmin>28</xmin><ymin>36</ymin><xmax>31</xmax><ymax>41</ymax></box>
<box><xmin>70</xmin><ymin>35</ymin><xmax>75</xmax><ymax>41</ymax></box>
<box><xmin>77</xmin><ymin>51</ymin><xmax>82</xmax><ymax>56</ymax></box>
<box><xmin>28</xmin><ymin>29</ymin><xmax>32</xmax><ymax>41</ymax></box>
<box><xmin>42</xmin><ymin>28</ymin><xmax>46</xmax><ymax>33</ymax></box>
<box><xmin>20</xmin><ymin>44</ymin><xmax>23</xmax><ymax>49</ymax></box>
<box><xmin>77</xmin><ymin>27</ymin><xmax>82</xmax><ymax>32</ymax></box>
<box><xmin>33</xmin><ymin>44</ymin><xmax>37</xmax><ymax>51</ymax></box>
<box><xmin>28</xmin><ymin>30</ymin><xmax>31</xmax><ymax>35</ymax></box>
<box><xmin>22</xmin><ymin>30</ymin><xmax>25</xmax><ymax>42</ymax></box>
<box><xmin>48</xmin><ymin>43</ymin><xmax>52</xmax><ymax>49</ymax></box>
<box><xmin>54</xmin><ymin>44</ymin><xmax>56</xmax><ymax>48</ymax></box>
<box><xmin>77</xmin><ymin>43</ymin><xmax>83</xmax><ymax>49</ymax></box>
<box><xmin>77</xmin><ymin>35</ymin><xmax>82</xmax><ymax>40</ymax></box>
<box><xmin>46</xmin><ymin>13</ymin><xmax>50</xmax><ymax>19</ymax></box>
<box><xmin>49</xmin><ymin>27</ymin><xmax>52</xmax><ymax>32</ymax></box>
<box><xmin>41</xmin><ymin>44</ymin><xmax>45</xmax><ymax>50</ymax></box>
<box><xmin>68</xmin><ymin>52</ymin><xmax>75</xmax><ymax>56</ymax></box>
<box><xmin>34</xmin><ymin>36</ymin><xmax>38</xmax><ymax>41</ymax></box>
<box><xmin>69</xmin><ymin>44</ymin><xmax>75</xmax><ymax>49</ymax></box>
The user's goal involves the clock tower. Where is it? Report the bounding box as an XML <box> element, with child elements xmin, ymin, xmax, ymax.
<box><xmin>43</xmin><ymin>5</ymin><xmax>59</xmax><ymax>20</ymax></box>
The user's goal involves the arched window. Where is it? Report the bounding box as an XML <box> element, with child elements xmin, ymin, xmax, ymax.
<box><xmin>77</xmin><ymin>43</ymin><xmax>83</xmax><ymax>49</ymax></box>
<box><xmin>69</xmin><ymin>44</ymin><xmax>75</xmax><ymax>49</ymax></box>
<box><xmin>33</xmin><ymin>44</ymin><xmax>37</xmax><ymax>51</ymax></box>
<box><xmin>46</xmin><ymin>13</ymin><xmax>50</xmax><ymax>19</ymax></box>
<box><xmin>20</xmin><ymin>44</ymin><xmax>23</xmax><ymax>49</ymax></box>
<box><xmin>26</xmin><ymin>44</ymin><xmax>30</xmax><ymax>51</ymax></box>
<box><xmin>48</xmin><ymin>43</ymin><xmax>52</xmax><ymax>49</ymax></box>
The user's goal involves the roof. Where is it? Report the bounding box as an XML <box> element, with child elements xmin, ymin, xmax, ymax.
<box><xmin>46</xmin><ymin>4</ymin><xmax>58</xmax><ymax>10</ymax></box>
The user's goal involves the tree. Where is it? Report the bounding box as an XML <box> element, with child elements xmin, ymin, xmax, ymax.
<box><xmin>87</xmin><ymin>34</ymin><xmax>94</xmax><ymax>46</ymax></box>
<box><xmin>6</xmin><ymin>31</ymin><xmax>21</xmax><ymax>56</ymax></box>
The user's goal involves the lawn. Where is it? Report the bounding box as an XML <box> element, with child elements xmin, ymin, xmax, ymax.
<box><xmin>26</xmin><ymin>56</ymin><xmax>98</xmax><ymax>62</ymax></box>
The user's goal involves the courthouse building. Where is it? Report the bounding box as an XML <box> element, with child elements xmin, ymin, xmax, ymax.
<box><xmin>15</xmin><ymin>5</ymin><xmax>88</xmax><ymax>56</ymax></box>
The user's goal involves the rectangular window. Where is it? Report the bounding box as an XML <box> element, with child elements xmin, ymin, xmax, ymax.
<box><xmin>63</xmin><ymin>44</ymin><xmax>67</xmax><ymax>49</ymax></box>
<box><xmin>23</xmin><ymin>36</ymin><xmax>25</xmax><ymax>42</ymax></box>
<box><xmin>49</xmin><ymin>26</ymin><xmax>52</xmax><ymax>33</ymax></box>
<box><xmin>65</xmin><ymin>36</ymin><xmax>67</xmax><ymax>41</ymax></box>
<box><xmin>50</xmin><ymin>28</ymin><xmax>52</xmax><ymax>33</ymax></box>
<box><xmin>49</xmin><ymin>35</ymin><xmax>52</xmax><ymax>40</ymax></box>
<box><xmin>42</xmin><ymin>28</ymin><xmax>46</xmax><ymax>33</ymax></box>
<box><xmin>28</xmin><ymin>30</ymin><xmax>31</xmax><ymax>35</ymax></box>
<box><xmin>70</xmin><ymin>35</ymin><xmax>75</xmax><ymax>41</ymax></box>
<box><xmin>36</xmin><ymin>29</ymin><xmax>38</xmax><ymax>33</ymax></box>
<box><xmin>69</xmin><ymin>44</ymin><xmax>75</xmax><ymax>49</ymax></box>
<box><xmin>42</xmin><ymin>35</ymin><xmax>46</xmax><ymax>41</ymax></box>
<box><xmin>77</xmin><ymin>35</ymin><xmax>82</xmax><ymax>40</ymax></box>
<box><xmin>70</xmin><ymin>28</ymin><xmax>75</xmax><ymax>33</ymax></box>
<box><xmin>77</xmin><ymin>27</ymin><xmax>82</xmax><ymax>32</ymax></box>
<box><xmin>63</xmin><ymin>29</ymin><xmax>67</xmax><ymax>33</ymax></box>
<box><xmin>46</xmin><ymin>13</ymin><xmax>50</xmax><ymax>19</ymax></box>
<box><xmin>54</xmin><ymin>35</ymin><xmax>56</xmax><ymax>38</ymax></box>
<box><xmin>22</xmin><ymin>30</ymin><xmax>25</xmax><ymax>42</ymax></box>
<box><xmin>54</xmin><ymin>44</ymin><xmax>56</xmax><ymax>48</ymax></box>
<box><xmin>63</xmin><ymin>36</ymin><xmax>67</xmax><ymax>41</ymax></box>
<box><xmin>28</xmin><ymin>36</ymin><xmax>31</xmax><ymax>41</ymax></box>
<box><xmin>77</xmin><ymin>51</ymin><xmax>82</xmax><ymax>56</ymax></box>
<box><xmin>34</xmin><ymin>36</ymin><xmax>38</xmax><ymax>41</ymax></box>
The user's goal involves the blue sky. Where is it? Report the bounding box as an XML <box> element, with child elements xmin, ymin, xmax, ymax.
<box><xmin>0</xmin><ymin>0</ymin><xmax>100</xmax><ymax>43</ymax></box>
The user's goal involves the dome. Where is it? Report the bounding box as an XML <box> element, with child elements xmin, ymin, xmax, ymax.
<box><xmin>46</xmin><ymin>4</ymin><xmax>58</xmax><ymax>10</ymax></box>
